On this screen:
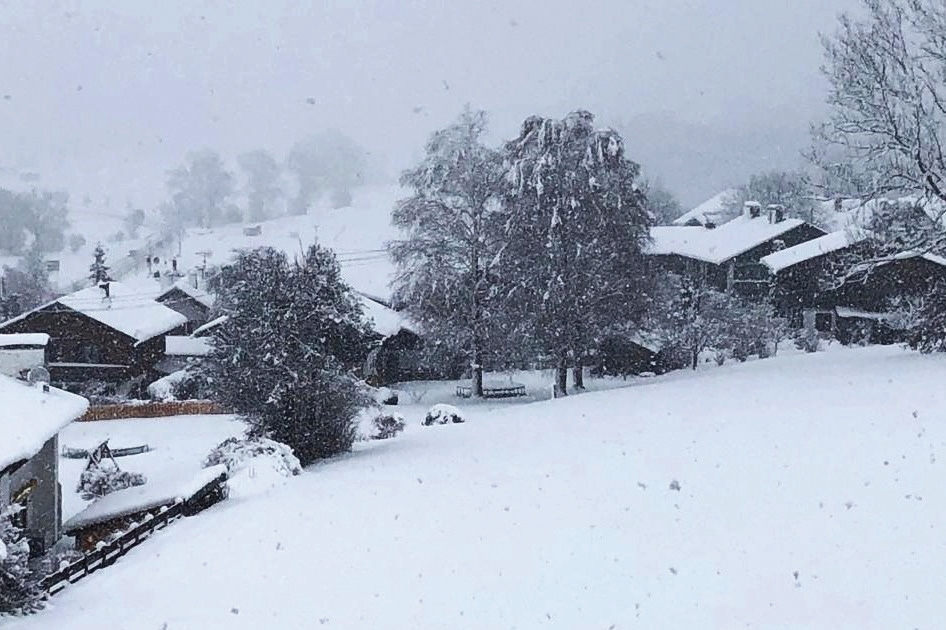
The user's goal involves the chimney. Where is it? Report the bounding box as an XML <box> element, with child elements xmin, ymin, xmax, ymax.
<box><xmin>744</xmin><ymin>201</ymin><xmax>762</xmax><ymax>219</ymax></box>
<box><xmin>766</xmin><ymin>204</ymin><xmax>785</xmax><ymax>223</ymax></box>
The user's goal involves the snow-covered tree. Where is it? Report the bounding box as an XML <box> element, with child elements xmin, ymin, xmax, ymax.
<box><xmin>238</xmin><ymin>149</ymin><xmax>284</xmax><ymax>222</ymax></box>
<box><xmin>816</xmin><ymin>0</ymin><xmax>946</xmax><ymax>250</ymax></box>
<box><xmin>0</xmin><ymin>506</ymin><xmax>41</xmax><ymax>615</ymax></box>
<box><xmin>1</xmin><ymin>246</ymin><xmax>53</xmax><ymax>319</ymax></box>
<box><xmin>501</xmin><ymin>111</ymin><xmax>652</xmax><ymax>393</ymax></box>
<box><xmin>203</xmin><ymin>245</ymin><xmax>374</xmax><ymax>465</ymax></box>
<box><xmin>389</xmin><ymin>108</ymin><xmax>506</xmax><ymax>397</ymax></box>
<box><xmin>88</xmin><ymin>244</ymin><xmax>110</xmax><ymax>284</ymax></box>
<box><xmin>164</xmin><ymin>149</ymin><xmax>235</xmax><ymax>229</ymax></box>
<box><xmin>286</xmin><ymin>131</ymin><xmax>368</xmax><ymax>214</ymax></box>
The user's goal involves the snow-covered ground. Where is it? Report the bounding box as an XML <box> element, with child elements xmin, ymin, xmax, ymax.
<box><xmin>58</xmin><ymin>415</ymin><xmax>245</xmax><ymax>522</ymax></box>
<box><xmin>11</xmin><ymin>346</ymin><xmax>946</xmax><ymax>629</ymax></box>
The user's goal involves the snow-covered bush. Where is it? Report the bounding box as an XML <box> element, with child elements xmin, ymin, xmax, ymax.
<box><xmin>423</xmin><ymin>403</ymin><xmax>465</xmax><ymax>426</ymax></box>
<box><xmin>0</xmin><ymin>507</ymin><xmax>41</xmax><ymax>615</ymax></box>
<box><xmin>77</xmin><ymin>466</ymin><xmax>147</xmax><ymax>500</ymax></box>
<box><xmin>148</xmin><ymin>370</ymin><xmax>188</xmax><ymax>401</ymax></box>
<box><xmin>367</xmin><ymin>412</ymin><xmax>406</xmax><ymax>440</ymax></box>
<box><xmin>201</xmin><ymin>245</ymin><xmax>374</xmax><ymax>465</ymax></box>
<box><xmin>203</xmin><ymin>437</ymin><xmax>302</xmax><ymax>478</ymax></box>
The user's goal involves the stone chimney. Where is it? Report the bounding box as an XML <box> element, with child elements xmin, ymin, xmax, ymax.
<box><xmin>744</xmin><ymin>201</ymin><xmax>762</xmax><ymax>219</ymax></box>
<box><xmin>766</xmin><ymin>204</ymin><xmax>785</xmax><ymax>224</ymax></box>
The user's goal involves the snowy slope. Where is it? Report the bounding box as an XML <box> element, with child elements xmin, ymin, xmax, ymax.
<box><xmin>13</xmin><ymin>346</ymin><xmax>946</xmax><ymax>629</ymax></box>
<box><xmin>132</xmin><ymin>186</ymin><xmax>403</xmax><ymax>300</ymax></box>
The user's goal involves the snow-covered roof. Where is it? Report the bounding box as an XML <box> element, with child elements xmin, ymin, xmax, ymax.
<box><xmin>834</xmin><ymin>306</ymin><xmax>893</xmax><ymax>321</ymax></box>
<box><xmin>672</xmin><ymin>189</ymin><xmax>736</xmax><ymax>226</ymax></box>
<box><xmin>57</xmin><ymin>282</ymin><xmax>188</xmax><ymax>343</ymax></box>
<box><xmin>0</xmin><ymin>374</ymin><xmax>88</xmax><ymax>470</ymax></box>
<box><xmin>64</xmin><ymin>464</ymin><xmax>228</xmax><ymax>531</ymax></box>
<box><xmin>165</xmin><ymin>336</ymin><xmax>212</xmax><ymax>357</ymax></box>
<box><xmin>761</xmin><ymin>229</ymin><xmax>875</xmax><ymax>273</ymax></box>
<box><xmin>160</xmin><ymin>282</ymin><xmax>215</xmax><ymax>309</ymax></box>
<box><xmin>648</xmin><ymin>214</ymin><xmax>814</xmax><ymax>265</ymax></box>
<box><xmin>0</xmin><ymin>333</ymin><xmax>50</xmax><ymax>347</ymax></box>
<box><xmin>192</xmin><ymin>315</ymin><xmax>227</xmax><ymax>338</ymax></box>
<box><xmin>357</xmin><ymin>293</ymin><xmax>419</xmax><ymax>338</ymax></box>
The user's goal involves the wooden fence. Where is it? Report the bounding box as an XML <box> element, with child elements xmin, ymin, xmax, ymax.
<box><xmin>79</xmin><ymin>400</ymin><xmax>225</xmax><ymax>421</ymax></box>
<box><xmin>41</xmin><ymin>471</ymin><xmax>228</xmax><ymax>597</ymax></box>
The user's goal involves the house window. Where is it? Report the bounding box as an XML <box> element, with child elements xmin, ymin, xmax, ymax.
<box><xmin>81</xmin><ymin>345</ymin><xmax>103</xmax><ymax>364</ymax></box>
<box><xmin>10</xmin><ymin>479</ymin><xmax>36</xmax><ymax>529</ymax></box>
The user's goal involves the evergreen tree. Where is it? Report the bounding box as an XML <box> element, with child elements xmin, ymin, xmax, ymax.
<box><xmin>501</xmin><ymin>111</ymin><xmax>652</xmax><ymax>393</ymax></box>
<box><xmin>389</xmin><ymin>108</ymin><xmax>506</xmax><ymax>396</ymax></box>
<box><xmin>0</xmin><ymin>507</ymin><xmax>41</xmax><ymax>615</ymax></box>
<box><xmin>88</xmin><ymin>244</ymin><xmax>111</xmax><ymax>284</ymax></box>
<box><xmin>203</xmin><ymin>245</ymin><xmax>374</xmax><ymax>465</ymax></box>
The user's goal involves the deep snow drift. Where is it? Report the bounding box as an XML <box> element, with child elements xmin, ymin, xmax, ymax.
<box><xmin>11</xmin><ymin>346</ymin><xmax>946</xmax><ymax>629</ymax></box>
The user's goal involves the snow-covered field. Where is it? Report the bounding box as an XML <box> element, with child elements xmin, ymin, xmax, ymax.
<box><xmin>11</xmin><ymin>346</ymin><xmax>946</xmax><ymax>629</ymax></box>
<box><xmin>58</xmin><ymin>415</ymin><xmax>245</xmax><ymax>522</ymax></box>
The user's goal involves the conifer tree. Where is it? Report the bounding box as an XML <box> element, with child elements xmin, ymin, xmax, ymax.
<box><xmin>88</xmin><ymin>244</ymin><xmax>111</xmax><ymax>284</ymax></box>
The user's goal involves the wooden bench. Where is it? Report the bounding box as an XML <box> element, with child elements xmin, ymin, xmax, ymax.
<box><xmin>456</xmin><ymin>384</ymin><xmax>526</xmax><ymax>399</ymax></box>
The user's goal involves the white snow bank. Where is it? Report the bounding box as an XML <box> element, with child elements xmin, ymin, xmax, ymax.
<box><xmin>0</xmin><ymin>374</ymin><xmax>88</xmax><ymax>470</ymax></box>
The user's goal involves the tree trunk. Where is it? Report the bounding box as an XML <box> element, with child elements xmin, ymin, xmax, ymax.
<box><xmin>572</xmin><ymin>358</ymin><xmax>585</xmax><ymax>391</ymax></box>
<box><xmin>471</xmin><ymin>349</ymin><xmax>484</xmax><ymax>398</ymax></box>
<box><xmin>555</xmin><ymin>352</ymin><xmax>568</xmax><ymax>397</ymax></box>
<box><xmin>691</xmin><ymin>348</ymin><xmax>699</xmax><ymax>370</ymax></box>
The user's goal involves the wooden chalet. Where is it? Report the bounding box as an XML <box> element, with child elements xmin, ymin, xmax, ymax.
<box><xmin>761</xmin><ymin>229</ymin><xmax>946</xmax><ymax>342</ymax></box>
<box><xmin>649</xmin><ymin>202</ymin><xmax>827</xmax><ymax>299</ymax></box>
<box><xmin>0</xmin><ymin>281</ymin><xmax>188</xmax><ymax>387</ymax></box>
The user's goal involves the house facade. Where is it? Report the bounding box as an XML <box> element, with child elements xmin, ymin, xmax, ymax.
<box><xmin>762</xmin><ymin>229</ymin><xmax>946</xmax><ymax>342</ymax></box>
<box><xmin>0</xmin><ymin>374</ymin><xmax>88</xmax><ymax>555</ymax></box>
<box><xmin>0</xmin><ymin>282</ymin><xmax>187</xmax><ymax>387</ymax></box>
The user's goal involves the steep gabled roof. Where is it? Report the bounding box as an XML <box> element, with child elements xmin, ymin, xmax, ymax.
<box><xmin>649</xmin><ymin>214</ymin><xmax>816</xmax><ymax>265</ymax></box>
<box><xmin>0</xmin><ymin>281</ymin><xmax>187</xmax><ymax>344</ymax></box>
<box><xmin>158</xmin><ymin>282</ymin><xmax>215</xmax><ymax>310</ymax></box>
<box><xmin>0</xmin><ymin>374</ymin><xmax>88</xmax><ymax>470</ymax></box>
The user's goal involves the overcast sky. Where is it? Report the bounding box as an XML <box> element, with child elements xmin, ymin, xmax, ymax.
<box><xmin>0</xmin><ymin>0</ymin><xmax>859</xmax><ymax>207</ymax></box>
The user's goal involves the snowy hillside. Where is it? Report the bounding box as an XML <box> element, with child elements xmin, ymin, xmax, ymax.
<box><xmin>12</xmin><ymin>346</ymin><xmax>946</xmax><ymax>629</ymax></box>
<box><xmin>130</xmin><ymin>185</ymin><xmax>402</xmax><ymax>300</ymax></box>
<box><xmin>3</xmin><ymin>186</ymin><xmax>404</xmax><ymax>300</ymax></box>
